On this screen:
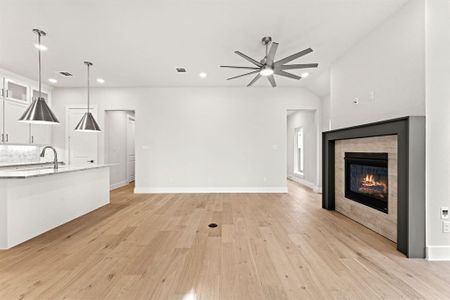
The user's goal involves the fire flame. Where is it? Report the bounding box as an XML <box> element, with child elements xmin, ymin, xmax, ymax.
<box><xmin>361</xmin><ymin>174</ymin><xmax>387</xmax><ymax>193</ymax></box>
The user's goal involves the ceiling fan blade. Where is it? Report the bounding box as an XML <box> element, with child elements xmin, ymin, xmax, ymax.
<box><xmin>247</xmin><ymin>74</ymin><xmax>261</xmax><ymax>87</ymax></box>
<box><xmin>234</xmin><ymin>51</ymin><xmax>263</xmax><ymax>67</ymax></box>
<box><xmin>220</xmin><ymin>65</ymin><xmax>260</xmax><ymax>70</ymax></box>
<box><xmin>266</xmin><ymin>42</ymin><xmax>279</xmax><ymax>65</ymax></box>
<box><xmin>275</xmin><ymin>70</ymin><xmax>301</xmax><ymax>80</ymax></box>
<box><xmin>268</xmin><ymin>75</ymin><xmax>277</xmax><ymax>87</ymax></box>
<box><xmin>275</xmin><ymin>48</ymin><xmax>313</xmax><ymax>66</ymax></box>
<box><xmin>227</xmin><ymin>70</ymin><xmax>260</xmax><ymax>80</ymax></box>
<box><xmin>279</xmin><ymin>63</ymin><xmax>319</xmax><ymax>70</ymax></box>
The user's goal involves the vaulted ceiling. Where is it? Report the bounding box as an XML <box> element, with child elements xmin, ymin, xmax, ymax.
<box><xmin>0</xmin><ymin>0</ymin><xmax>408</xmax><ymax>92</ymax></box>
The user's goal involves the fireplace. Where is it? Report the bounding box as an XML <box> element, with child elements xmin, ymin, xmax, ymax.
<box><xmin>323</xmin><ymin>117</ymin><xmax>426</xmax><ymax>258</ymax></box>
<box><xmin>344</xmin><ymin>152</ymin><xmax>388</xmax><ymax>213</ymax></box>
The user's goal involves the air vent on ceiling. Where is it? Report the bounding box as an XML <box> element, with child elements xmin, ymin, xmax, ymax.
<box><xmin>176</xmin><ymin>68</ymin><xmax>187</xmax><ymax>73</ymax></box>
<box><xmin>59</xmin><ymin>71</ymin><xmax>73</xmax><ymax>77</ymax></box>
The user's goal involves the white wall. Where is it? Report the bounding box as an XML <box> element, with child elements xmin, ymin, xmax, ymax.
<box><xmin>286</xmin><ymin>110</ymin><xmax>318</xmax><ymax>189</ymax></box>
<box><xmin>425</xmin><ymin>0</ymin><xmax>450</xmax><ymax>260</ymax></box>
<box><xmin>322</xmin><ymin>0</ymin><xmax>450</xmax><ymax>259</ymax></box>
<box><xmin>328</xmin><ymin>0</ymin><xmax>425</xmax><ymax>129</ymax></box>
<box><xmin>321</xmin><ymin>95</ymin><xmax>331</xmax><ymax>131</ymax></box>
<box><xmin>52</xmin><ymin>87</ymin><xmax>321</xmax><ymax>192</ymax></box>
<box><xmin>105</xmin><ymin>110</ymin><xmax>134</xmax><ymax>189</ymax></box>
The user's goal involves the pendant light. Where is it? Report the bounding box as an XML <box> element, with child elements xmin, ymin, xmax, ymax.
<box><xmin>19</xmin><ymin>29</ymin><xmax>59</xmax><ymax>124</ymax></box>
<box><xmin>74</xmin><ymin>61</ymin><xmax>101</xmax><ymax>132</ymax></box>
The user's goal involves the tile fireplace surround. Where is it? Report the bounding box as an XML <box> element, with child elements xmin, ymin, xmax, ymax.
<box><xmin>335</xmin><ymin>136</ymin><xmax>398</xmax><ymax>242</ymax></box>
<box><xmin>322</xmin><ymin>117</ymin><xmax>425</xmax><ymax>258</ymax></box>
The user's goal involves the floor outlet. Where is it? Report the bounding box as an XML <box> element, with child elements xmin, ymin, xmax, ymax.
<box><xmin>443</xmin><ymin>221</ymin><xmax>450</xmax><ymax>233</ymax></box>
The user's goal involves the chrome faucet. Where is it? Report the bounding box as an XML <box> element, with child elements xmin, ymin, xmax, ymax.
<box><xmin>40</xmin><ymin>146</ymin><xmax>58</xmax><ymax>169</ymax></box>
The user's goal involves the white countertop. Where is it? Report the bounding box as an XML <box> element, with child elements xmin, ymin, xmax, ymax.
<box><xmin>0</xmin><ymin>163</ymin><xmax>113</xmax><ymax>179</ymax></box>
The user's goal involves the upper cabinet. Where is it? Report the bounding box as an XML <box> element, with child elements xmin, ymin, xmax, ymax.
<box><xmin>0</xmin><ymin>71</ymin><xmax>53</xmax><ymax>145</ymax></box>
<box><xmin>5</xmin><ymin>78</ymin><xmax>30</xmax><ymax>104</ymax></box>
<box><xmin>29</xmin><ymin>87</ymin><xmax>52</xmax><ymax>145</ymax></box>
<box><xmin>31</xmin><ymin>88</ymin><xmax>50</xmax><ymax>103</ymax></box>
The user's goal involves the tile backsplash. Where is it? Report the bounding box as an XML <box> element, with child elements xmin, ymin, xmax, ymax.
<box><xmin>0</xmin><ymin>145</ymin><xmax>41</xmax><ymax>165</ymax></box>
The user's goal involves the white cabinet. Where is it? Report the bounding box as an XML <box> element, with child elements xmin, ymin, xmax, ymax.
<box><xmin>29</xmin><ymin>124</ymin><xmax>51</xmax><ymax>145</ymax></box>
<box><xmin>29</xmin><ymin>87</ymin><xmax>52</xmax><ymax>145</ymax></box>
<box><xmin>31</xmin><ymin>88</ymin><xmax>50</xmax><ymax>103</ymax></box>
<box><xmin>0</xmin><ymin>90</ymin><xmax>3</xmax><ymax>140</ymax></box>
<box><xmin>5</xmin><ymin>78</ymin><xmax>30</xmax><ymax>105</ymax></box>
<box><xmin>0</xmin><ymin>73</ymin><xmax>53</xmax><ymax>145</ymax></box>
<box><xmin>3</xmin><ymin>101</ymin><xmax>29</xmax><ymax>144</ymax></box>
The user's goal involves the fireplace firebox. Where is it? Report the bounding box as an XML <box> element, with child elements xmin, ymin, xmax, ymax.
<box><xmin>344</xmin><ymin>152</ymin><xmax>388</xmax><ymax>213</ymax></box>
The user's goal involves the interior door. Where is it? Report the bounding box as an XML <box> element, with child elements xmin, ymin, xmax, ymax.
<box><xmin>126</xmin><ymin>115</ymin><xmax>135</xmax><ymax>182</ymax></box>
<box><xmin>67</xmin><ymin>107</ymin><xmax>98</xmax><ymax>165</ymax></box>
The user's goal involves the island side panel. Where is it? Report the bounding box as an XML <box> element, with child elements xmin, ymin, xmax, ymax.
<box><xmin>0</xmin><ymin>181</ymin><xmax>7</xmax><ymax>249</ymax></box>
<box><xmin>3</xmin><ymin>167</ymin><xmax>110</xmax><ymax>249</ymax></box>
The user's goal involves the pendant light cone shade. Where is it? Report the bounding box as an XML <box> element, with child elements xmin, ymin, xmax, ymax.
<box><xmin>19</xmin><ymin>97</ymin><xmax>59</xmax><ymax>124</ymax></box>
<box><xmin>19</xmin><ymin>29</ymin><xmax>59</xmax><ymax>124</ymax></box>
<box><xmin>75</xmin><ymin>61</ymin><xmax>101</xmax><ymax>132</ymax></box>
<box><xmin>74</xmin><ymin>112</ymin><xmax>101</xmax><ymax>131</ymax></box>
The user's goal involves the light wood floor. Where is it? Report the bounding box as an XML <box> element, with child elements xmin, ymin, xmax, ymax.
<box><xmin>1</xmin><ymin>182</ymin><xmax>450</xmax><ymax>299</ymax></box>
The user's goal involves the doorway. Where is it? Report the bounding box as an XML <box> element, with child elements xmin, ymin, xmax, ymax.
<box><xmin>105</xmin><ymin>110</ymin><xmax>135</xmax><ymax>190</ymax></box>
<box><xmin>286</xmin><ymin>109</ymin><xmax>320</xmax><ymax>192</ymax></box>
<box><xmin>65</xmin><ymin>106</ymin><xmax>99</xmax><ymax>165</ymax></box>
<box><xmin>126</xmin><ymin>114</ymin><xmax>135</xmax><ymax>183</ymax></box>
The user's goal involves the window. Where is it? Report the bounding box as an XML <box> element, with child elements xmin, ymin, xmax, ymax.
<box><xmin>295</xmin><ymin>128</ymin><xmax>304</xmax><ymax>175</ymax></box>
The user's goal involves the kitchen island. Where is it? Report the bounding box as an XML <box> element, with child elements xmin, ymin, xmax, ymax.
<box><xmin>0</xmin><ymin>164</ymin><xmax>111</xmax><ymax>249</ymax></box>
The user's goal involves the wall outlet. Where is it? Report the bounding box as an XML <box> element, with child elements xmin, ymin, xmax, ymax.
<box><xmin>443</xmin><ymin>221</ymin><xmax>450</xmax><ymax>233</ymax></box>
<box><xmin>441</xmin><ymin>207</ymin><xmax>449</xmax><ymax>219</ymax></box>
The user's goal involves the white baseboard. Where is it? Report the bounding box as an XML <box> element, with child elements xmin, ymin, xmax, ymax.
<box><xmin>134</xmin><ymin>186</ymin><xmax>288</xmax><ymax>194</ymax></box>
<box><xmin>110</xmin><ymin>180</ymin><xmax>128</xmax><ymax>191</ymax></box>
<box><xmin>426</xmin><ymin>246</ymin><xmax>450</xmax><ymax>261</ymax></box>
<box><xmin>287</xmin><ymin>175</ymin><xmax>321</xmax><ymax>193</ymax></box>
<box><xmin>314</xmin><ymin>186</ymin><xmax>323</xmax><ymax>193</ymax></box>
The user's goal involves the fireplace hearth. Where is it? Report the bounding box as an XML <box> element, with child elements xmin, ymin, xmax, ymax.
<box><xmin>345</xmin><ymin>152</ymin><xmax>388</xmax><ymax>213</ymax></box>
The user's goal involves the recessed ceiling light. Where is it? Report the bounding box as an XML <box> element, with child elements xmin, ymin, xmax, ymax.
<box><xmin>301</xmin><ymin>72</ymin><xmax>310</xmax><ymax>78</ymax></box>
<box><xmin>34</xmin><ymin>43</ymin><xmax>48</xmax><ymax>51</ymax></box>
<box><xmin>96</xmin><ymin>78</ymin><xmax>105</xmax><ymax>84</ymax></box>
<box><xmin>199</xmin><ymin>72</ymin><xmax>207</xmax><ymax>78</ymax></box>
<box><xmin>48</xmin><ymin>78</ymin><xmax>57</xmax><ymax>84</ymax></box>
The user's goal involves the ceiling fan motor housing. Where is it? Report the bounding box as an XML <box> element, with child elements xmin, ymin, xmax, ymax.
<box><xmin>261</xmin><ymin>36</ymin><xmax>272</xmax><ymax>46</ymax></box>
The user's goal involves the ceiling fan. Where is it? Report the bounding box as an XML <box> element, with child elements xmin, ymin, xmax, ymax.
<box><xmin>220</xmin><ymin>36</ymin><xmax>318</xmax><ymax>87</ymax></box>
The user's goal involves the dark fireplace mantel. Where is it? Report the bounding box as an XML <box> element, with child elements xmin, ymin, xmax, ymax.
<box><xmin>322</xmin><ymin>117</ymin><xmax>425</xmax><ymax>258</ymax></box>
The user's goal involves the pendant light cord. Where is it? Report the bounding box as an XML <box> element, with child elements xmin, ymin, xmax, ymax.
<box><xmin>87</xmin><ymin>63</ymin><xmax>90</xmax><ymax>113</ymax></box>
<box><xmin>38</xmin><ymin>32</ymin><xmax>42</xmax><ymax>100</ymax></box>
